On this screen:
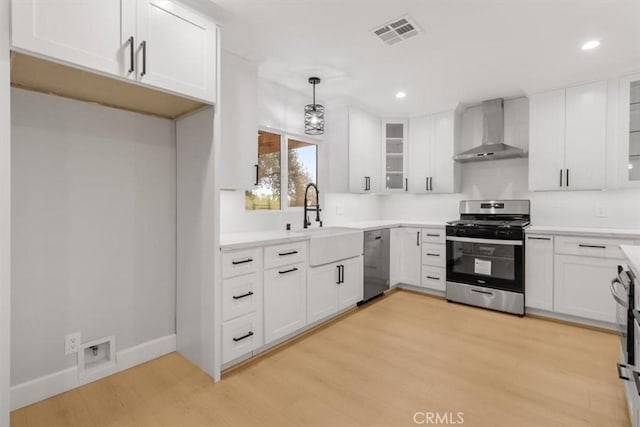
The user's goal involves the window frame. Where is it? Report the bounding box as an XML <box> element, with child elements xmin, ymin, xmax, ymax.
<box><xmin>246</xmin><ymin>127</ymin><xmax>320</xmax><ymax>212</ymax></box>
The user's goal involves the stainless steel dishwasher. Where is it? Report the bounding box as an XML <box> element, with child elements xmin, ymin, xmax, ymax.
<box><xmin>361</xmin><ymin>228</ymin><xmax>390</xmax><ymax>303</ymax></box>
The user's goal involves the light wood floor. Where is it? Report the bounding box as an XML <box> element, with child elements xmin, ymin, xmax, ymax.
<box><xmin>11</xmin><ymin>290</ymin><xmax>629</xmax><ymax>427</ymax></box>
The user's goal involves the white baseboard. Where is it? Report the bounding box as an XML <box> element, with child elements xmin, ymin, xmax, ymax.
<box><xmin>10</xmin><ymin>334</ymin><xmax>176</xmax><ymax>411</ymax></box>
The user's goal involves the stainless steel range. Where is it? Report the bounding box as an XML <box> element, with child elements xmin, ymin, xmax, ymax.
<box><xmin>446</xmin><ymin>200</ymin><xmax>530</xmax><ymax>316</ymax></box>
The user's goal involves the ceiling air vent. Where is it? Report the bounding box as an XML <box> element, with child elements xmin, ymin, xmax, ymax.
<box><xmin>372</xmin><ymin>15</ymin><xmax>421</xmax><ymax>45</ymax></box>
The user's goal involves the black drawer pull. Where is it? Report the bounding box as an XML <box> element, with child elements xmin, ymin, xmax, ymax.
<box><xmin>374</xmin><ymin>236</ymin><xmax>382</xmax><ymax>240</ymax></box>
<box><xmin>426</xmin><ymin>234</ymin><xmax>440</xmax><ymax>237</ymax></box>
<box><xmin>232</xmin><ymin>291</ymin><xmax>254</xmax><ymax>300</ymax></box>
<box><xmin>617</xmin><ymin>363</ymin><xmax>630</xmax><ymax>381</ymax></box>
<box><xmin>426</xmin><ymin>253</ymin><xmax>440</xmax><ymax>257</ymax></box>
<box><xmin>279</xmin><ymin>267</ymin><xmax>298</xmax><ymax>275</ymax></box>
<box><xmin>527</xmin><ymin>237</ymin><xmax>551</xmax><ymax>241</ymax></box>
<box><xmin>579</xmin><ymin>244</ymin><xmax>606</xmax><ymax>249</ymax></box>
<box><xmin>426</xmin><ymin>276</ymin><xmax>440</xmax><ymax>280</ymax></box>
<box><xmin>127</xmin><ymin>36</ymin><xmax>135</xmax><ymax>73</ymax></box>
<box><xmin>254</xmin><ymin>164</ymin><xmax>259</xmax><ymax>186</ymax></box>
<box><xmin>278</xmin><ymin>250</ymin><xmax>298</xmax><ymax>256</ymax></box>
<box><xmin>232</xmin><ymin>258</ymin><xmax>253</xmax><ymax>265</ymax></box>
<box><xmin>233</xmin><ymin>331</ymin><xmax>254</xmax><ymax>342</ymax></box>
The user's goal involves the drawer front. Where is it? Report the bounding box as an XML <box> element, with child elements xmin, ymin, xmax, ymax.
<box><xmin>554</xmin><ymin>236</ymin><xmax>635</xmax><ymax>259</ymax></box>
<box><xmin>222</xmin><ymin>247</ymin><xmax>262</xmax><ymax>279</ymax></box>
<box><xmin>421</xmin><ymin>266</ymin><xmax>445</xmax><ymax>291</ymax></box>
<box><xmin>264</xmin><ymin>241</ymin><xmax>307</xmax><ymax>269</ymax></box>
<box><xmin>422</xmin><ymin>243</ymin><xmax>445</xmax><ymax>267</ymax></box>
<box><xmin>222</xmin><ymin>273</ymin><xmax>261</xmax><ymax>321</ymax></box>
<box><xmin>422</xmin><ymin>228</ymin><xmax>445</xmax><ymax>244</ymax></box>
<box><xmin>222</xmin><ymin>312</ymin><xmax>263</xmax><ymax>364</ymax></box>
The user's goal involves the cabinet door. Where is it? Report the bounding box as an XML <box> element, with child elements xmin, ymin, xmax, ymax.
<box><xmin>338</xmin><ymin>256</ymin><xmax>364</xmax><ymax>310</ymax></box>
<box><xmin>264</xmin><ymin>264</ymin><xmax>306</xmax><ymax>344</ymax></box>
<box><xmin>363</xmin><ymin>112</ymin><xmax>382</xmax><ymax>193</ymax></box>
<box><xmin>348</xmin><ymin>107</ymin><xmax>367</xmax><ymax>193</ymax></box>
<box><xmin>382</xmin><ymin>120</ymin><xmax>408</xmax><ymax>192</ymax></box>
<box><xmin>307</xmin><ymin>263</ymin><xmax>339</xmax><ymax>324</ymax></box>
<box><xmin>525</xmin><ymin>235</ymin><xmax>554</xmax><ymax>311</ymax></box>
<box><xmin>408</xmin><ymin>115</ymin><xmax>431</xmax><ymax>194</ymax></box>
<box><xmin>220</xmin><ymin>50</ymin><xmax>258</xmax><ymax>190</ymax></box>
<box><xmin>397</xmin><ymin>228</ymin><xmax>422</xmax><ymax>287</ymax></box>
<box><xmin>136</xmin><ymin>0</ymin><xmax>216</xmax><ymax>102</ymax></box>
<box><xmin>529</xmin><ymin>89</ymin><xmax>566</xmax><ymax>191</ymax></box>
<box><xmin>430</xmin><ymin>111</ymin><xmax>457</xmax><ymax>193</ymax></box>
<box><xmin>554</xmin><ymin>254</ymin><xmax>618</xmax><ymax>323</ymax></box>
<box><xmin>564</xmin><ymin>81</ymin><xmax>607</xmax><ymax>190</ymax></box>
<box><xmin>619</xmin><ymin>73</ymin><xmax>640</xmax><ymax>187</ymax></box>
<box><xmin>12</xmin><ymin>0</ymin><xmax>135</xmax><ymax>77</ymax></box>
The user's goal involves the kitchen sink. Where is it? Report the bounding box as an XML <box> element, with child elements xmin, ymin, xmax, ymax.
<box><xmin>295</xmin><ymin>227</ymin><xmax>363</xmax><ymax>266</ymax></box>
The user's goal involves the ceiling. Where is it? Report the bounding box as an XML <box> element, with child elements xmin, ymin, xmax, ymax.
<box><xmin>214</xmin><ymin>0</ymin><xmax>640</xmax><ymax>116</ymax></box>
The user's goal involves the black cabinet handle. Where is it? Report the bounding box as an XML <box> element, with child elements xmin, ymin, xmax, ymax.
<box><xmin>430</xmin><ymin>177</ymin><xmax>433</xmax><ymax>191</ymax></box>
<box><xmin>426</xmin><ymin>234</ymin><xmax>440</xmax><ymax>237</ymax></box>
<box><xmin>336</xmin><ymin>265</ymin><xmax>341</xmax><ymax>284</ymax></box>
<box><xmin>405</xmin><ymin>178</ymin><xmax>408</xmax><ymax>192</ymax></box>
<box><xmin>374</xmin><ymin>236</ymin><xmax>382</xmax><ymax>240</ymax></box>
<box><xmin>426</xmin><ymin>253</ymin><xmax>440</xmax><ymax>257</ymax></box>
<box><xmin>231</xmin><ymin>258</ymin><xmax>253</xmax><ymax>265</ymax></box>
<box><xmin>364</xmin><ymin>176</ymin><xmax>371</xmax><ymax>191</ymax></box>
<box><xmin>559</xmin><ymin>169</ymin><xmax>563</xmax><ymax>187</ymax></box>
<box><xmin>254</xmin><ymin>164</ymin><xmax>259</xmax><ymax>186</ymax></box>
<box><xmin>278</xmin><ymin>250</ymin><xmax>298</xmax><ymax>256</ymax></box>
<box><xmin>278</xmin><ymin>267</ymin><xmax>298</xmax><ymax>275</ymax></box>
<box><xmin>426</xmin><ymin>177</ymin><xmax>429</xmax><ymax>191</ymax></box>
<box><xmin>127</xmin><ymin>36</ymin><xmax>135</xmax><ymax>73</ymax></box>
<box><xmin>566</xmin><ymin>168</ymin><xmax>569</xmax><ymax>187</ymax></box>
<box><xmin>527</xmin><ymin>237</ymin><xmax>551</xmax><ymax>241</ymax></box>
<box><xmin>416</xmin><ymin>231</ymin><xmax>420</xmax><ymax>246</ymax></box>
<box><xmin>579</xmin><ymin>244</ymin><xmax>606</xmax><ymax>249</ymax></box>
<box><xmin>233</xmin><ymin>331</ymin><xmax>254</xmax><ymax>342</ymax></box>
<box><xmin>339</xmin><ymin>265</ymin><xmax>344</xmax><ymax>284</ymax></box>
<box><xmin>140</xmin><ymin>40</ymin><xmax>147</xmax><ymax>77</ymax></box>
<box><xmin>617</xmin><ymin>363</ymin><xmax>630</xmax><ymax>381</ymax></box>
<box><xmin>232</xmin><ymin>291</ymin><xmax>254</xmax><ymax>300</ymax></box>
<box><xmin>426</xmin><ymin>276</ymin><xmax>440</xmax><ymax>280</ymax></box>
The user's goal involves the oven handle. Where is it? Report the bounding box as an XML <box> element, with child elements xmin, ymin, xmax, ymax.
<box><xmin>446</xmin><ymin>236</ymin><xmax>522</xmax><ymax>246</ymax></box>
<box><xmin>610</xmin><ymin>278</ymin><xmax>628</xmax><ymax>308</ymax></box>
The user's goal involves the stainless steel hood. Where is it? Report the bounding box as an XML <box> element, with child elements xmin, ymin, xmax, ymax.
<box><xmin>453</xmin><ymin>98</ymin><xmax>528</xmax><ymax>162</ymax></box>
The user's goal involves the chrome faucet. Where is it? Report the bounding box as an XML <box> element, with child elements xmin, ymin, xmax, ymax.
<box><xmin>303</xmin><ymin>183</ymin><xmax>322</xmax><ymax>229</ymax></box>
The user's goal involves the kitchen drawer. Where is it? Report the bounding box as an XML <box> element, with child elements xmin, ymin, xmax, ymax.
<box><xmin>422</xmin><ymin>243</ymin><xmax>445</xmax><ymax>267</ymax></box>
<box><xmin>264</xmin><ymin>241</ymin><xmax>307</xmax><ymax>269</ymax></box>
<box><xmin>422</xmin><ymin>228</ymin><xmax>445</xmax><ymax>244</ymax></box>
<box><xmin>222</xmin><ymin>272</ymin><xmax>261</xmax><ymax>322</ymax></box>
<box><xmin>554</xmin><ymin>236</ymin><xmax>636</xmax><ymax>259</ymax></box>
<box><xmin>421</xmin><ymin>266</ymin><xmax>446</xmax><ymax>291</ymax></box>
<box><xmin>222</xmin><ymin>312</ymin><xmax>263</xmax><ymax>364</ymax></box>
<box><xmin>222</xmin><ymin>247</ymin><xmax>262</xmax><ymax>279</ymax></box>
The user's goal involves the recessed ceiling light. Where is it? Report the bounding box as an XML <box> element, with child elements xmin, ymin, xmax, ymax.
<box><xmin>581</xmin><ymin>40</ymin><xmax>601</xmax><ymax>51</ymax></box>
<box><xmin>396</xmin><ymin>91</ymin><xmax>407</xmax><ymax>99</ymax></box>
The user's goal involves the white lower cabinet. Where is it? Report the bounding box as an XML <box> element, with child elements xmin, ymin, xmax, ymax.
<box><xmin>222</xmin><ymin>312</ymin><xmax>262</xmax><ymax>364</ymax></box>
<box><xmin>264</xmin><ymin>262</ymin><xmax>307</xmax><ymax>344</ymax></box>
<box><xmin>307</xmin><ymin>256</ymin><xmax>364</xmax><ymax>324</ymax></box>
<box><xmin>554</xmin><ymin>254</ymin><xmax>618</xmax><ymax>323</ymax></box>
<box><xmin>421</xmin><ymin>266</ymin><xmax>445</xmax><ymax>291</ymax></box>
<box><xmin>390</xmin><ymin>227</ymin><xmax>421</xmax><ymax>286</ymax></box>
<box><xmin>525</xmin><ymin>235</ymin><xmax>554</xmax><ymax>311</ymax></box>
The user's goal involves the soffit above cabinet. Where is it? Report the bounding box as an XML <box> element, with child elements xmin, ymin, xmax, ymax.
<box><xmin>10</xmin><ymin>52</ymin><xmax>208</xmax><ymax>120</ymax></box>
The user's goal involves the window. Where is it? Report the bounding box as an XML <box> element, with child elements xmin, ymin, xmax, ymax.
<box><xmin>245</xmin><ymin>131</ymin><xmax>318</xmax><ymax>210</ymax></box>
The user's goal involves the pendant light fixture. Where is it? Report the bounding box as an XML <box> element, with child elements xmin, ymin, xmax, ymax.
<box><xmin>304</xmin><ymin>77</ymin><xmax>324</xmax><ymax>135</ymax></box>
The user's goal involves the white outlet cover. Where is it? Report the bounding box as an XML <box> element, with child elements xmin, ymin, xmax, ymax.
<box><xmin>65</xmin><ymin>332</ymin><xmax>81</xmax><ymax>355</ymax></box>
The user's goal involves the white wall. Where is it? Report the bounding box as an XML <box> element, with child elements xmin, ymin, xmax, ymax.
<box><xmin>0</xmin><ymin>0</ymin><xmax>10</xmax><ymax>423</ymax></box>
<box><xmin>11</xmin><ymin>89</ymin><xmax>177</xmax><ymax>385</ymax></box>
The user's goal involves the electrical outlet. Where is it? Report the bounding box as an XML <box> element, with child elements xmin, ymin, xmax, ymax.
<box><xmin>595</xmin><ymin>206</ymin><xmax>606</xmax><ymax>218</ymax></box>
<box><xmin>65</xmin><ymin>332</ymin><xmax>81</xmax><ymax>355</ymax></box>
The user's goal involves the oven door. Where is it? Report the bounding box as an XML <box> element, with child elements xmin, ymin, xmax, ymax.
<box><xmin>446</xmin><ymin>236</ymin><xmax>524</xmax><ymax>293</ymax></box>
<box><xmin>611</xmin><ymin>274</ymin><xmax>630</xmax><ymax>361</ymax></box>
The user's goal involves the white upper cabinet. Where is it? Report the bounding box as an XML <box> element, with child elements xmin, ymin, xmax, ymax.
<box><xmin>12</xmin><ymin>0</ymin><xmax>136</xmax><ymax>77</ymax></box>
<box><xmin>348</xmin><ymin>106</ymin><xmax>381</xmax><ymax>193</ymax></box>
<box><xmin>618</xmin><ymin>73</ymin><xmax>640</xmax><ymax>187</ymax></box>
<box><xmin>408</xmin><ymin>111</ymin><xmax>459</xmax><ymax>194</ymax></box>
<box><xmin>529</xmin><ymin>80</ymin><xmax>607</xmax><ymax>191</ymax></box>
<box><xmin>220</xmin><ymin>50</ymin><xmax>258</xmax><ymax>190</ymax></box>
<box><xmin>12</xmin><ymin>0</ymin><xmax>217</xmax><ymax>103</ymax></box>
<box><xmin>382</xmin><ymin>120</ymin><xmax>408</xmax><ymax>192</ymax></box>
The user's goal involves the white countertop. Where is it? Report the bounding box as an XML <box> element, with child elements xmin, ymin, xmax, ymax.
<box><xmin>526</xmin><ymin>225</ymin><xmax>640</xmax><ymax>239</ymax></box>
<box><xmin>621</xmin><ymin>245</ymin><xmax>640</xmax><ymax>279</ymax></box>
<box><xmin>220</xmin><ymin>221</ymin><xmax>445</xmax><ymax>250</ymax></box>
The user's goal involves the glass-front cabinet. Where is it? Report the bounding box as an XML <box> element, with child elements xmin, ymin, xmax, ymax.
<box><xmin>620</xmin><ymin>74</ymin><xmax>640</xmax><ymax>186</ymax></box>
<box><xmin>382</xmin><ymin>120</ymin><xmax>408</xmax><ymax>191</ymax></box>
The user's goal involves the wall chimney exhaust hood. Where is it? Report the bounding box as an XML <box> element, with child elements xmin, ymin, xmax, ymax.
<box><xmin>453</xmin><ymin>98</ymin><xmax>528</xmax><ymax>162</ymax></box>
